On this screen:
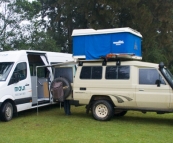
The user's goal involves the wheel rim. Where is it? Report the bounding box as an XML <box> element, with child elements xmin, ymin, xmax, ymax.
<box><xmin>5</xmin><ymin>104</ymin><xmax>13</xmax><ymax>119</ymax></box>
<box><xmin>95</xmin><ymin>104</ymin><xmax>108</xmax><ymax>118</ymax></box>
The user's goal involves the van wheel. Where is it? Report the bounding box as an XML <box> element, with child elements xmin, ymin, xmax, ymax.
<box><xmin>0</xmin><ymin>102</ymin><xmax>13</xmax><ymax>121</ymax></box>
<box><xmin>114</xmin><ymin>110</ymin><xmax>127</xmax><ymax>117</ymax></box>
<box><xmin>92</xmin><ymin>100</ymin><xmax>114</xmax><ymax>121</ymax></box>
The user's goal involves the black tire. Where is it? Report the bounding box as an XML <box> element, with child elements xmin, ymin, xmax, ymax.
<box><xmin>0</xmin><ymin>102</ymin><xmax>13</xmax><ymax>122</ymax></box>
<box><xmin>50</xmin><ymin>77</ymin><xmax>72</xmax><ymax>99</ymax></box>
<box><xmin>114</xmin><ymin>110</ymin><xmax>127</xmax><ymax>117</ymax></box>
<box><xmin>92</xmin><ymin>100</ymin><xmax>114</xmax><ymax>121</ymax></box>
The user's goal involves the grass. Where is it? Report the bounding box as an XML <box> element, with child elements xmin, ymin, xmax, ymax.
<box><xmin>1</xmin><ymin>105</ymin><xmax>173</xmax><ymax>143</ymax></box>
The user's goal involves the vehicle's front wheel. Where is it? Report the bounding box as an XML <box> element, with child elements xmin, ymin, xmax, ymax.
<box><xmin>92</xmin><ymin>100</ymin><xmax>114</xmax><ymax>121</ymax></box>
<box><xmin>0</xmin><ymin>102</ymin><xmax>13</xmax><ymax>122</ymax></box>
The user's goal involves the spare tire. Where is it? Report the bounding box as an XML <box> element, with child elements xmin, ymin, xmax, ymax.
<box><xmin>50</xmin><ymin>77</ymin><xmax>72</xmax><ymax>100</ymax></box>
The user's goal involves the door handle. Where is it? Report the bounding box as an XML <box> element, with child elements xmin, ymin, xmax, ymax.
<box><xmin>80</xmin><ymin>87</ymin><xmax>86</xmax><ymax>90</ymax></box>
<box><xmin>25</xmin><ymin>84</ymin><xmax>29</xmax><ymax>86</ymax></box>
<box><xmin>139</xmin><ymin>89</ymin><xmax>144</xmax><ymax>91</ymax></box>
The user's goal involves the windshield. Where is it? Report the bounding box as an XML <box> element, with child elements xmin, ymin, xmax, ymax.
<box><xmin>0</xmin><ymin>62</ymin><xmax>14</xmax><ymax>81</ymax></box>
<box><xmin>162</xmin><ymin>68</ymin><xmax>173</xmax><ymax>84</ymax></box>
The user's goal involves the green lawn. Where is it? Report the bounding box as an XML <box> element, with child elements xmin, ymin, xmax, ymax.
<box><xmin>0</xmin><ymin>105</ymin><xmax>173</xmax><ymax>143</ymax></box>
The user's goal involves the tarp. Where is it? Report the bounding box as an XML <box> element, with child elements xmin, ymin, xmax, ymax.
<box><xmin>72</xmin><ymin>28</ymin><xmax>142</xmax><ymax>60</ymax></box>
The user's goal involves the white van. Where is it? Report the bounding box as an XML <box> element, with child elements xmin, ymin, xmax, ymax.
<box><xmin>0</xmin><ymin>50</ymin><xmax>73</xmax><ymax>121</ymax></box>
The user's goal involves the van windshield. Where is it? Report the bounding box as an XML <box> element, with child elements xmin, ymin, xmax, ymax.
<box><xmin>0</xmin><ymin>62</ymin><xmax>14</xmax><ymax>81</ymax></box>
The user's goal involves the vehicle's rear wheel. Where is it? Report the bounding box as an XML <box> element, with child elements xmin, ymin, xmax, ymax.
<box><xmin>92</xmin><ymin>100</ymin><xmax>114</xmax><ymax>121</ymax></box>
<box><xmin>114</xmin><ymin>110</ymin><xmax>127</xmax><ymax>117</ymax></box>
<box><xmin>0</xmin><ymin>102</ymin><xmax>13</xmax><ymax>122</ymax></box>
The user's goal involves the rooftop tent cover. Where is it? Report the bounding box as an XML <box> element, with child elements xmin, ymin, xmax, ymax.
<box><xmin>72</xmin><ymin>27</ymin><xmax>142</xmax><ymax>60</ymax></box>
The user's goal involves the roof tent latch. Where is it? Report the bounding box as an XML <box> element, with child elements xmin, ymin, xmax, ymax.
<box><xmin>116</xmin><ymin>60</ymin><xmax>121</xmax><ymax>66</ymax></box>
<box><xmin>78</xmin><ymin>61</ymin><xmax>83</xmax><ymax>66</ymax></box>
<box><xmin>102</xmin><ymin>58</ymin><xmax>107</xmax><ymax>66</ymax></box>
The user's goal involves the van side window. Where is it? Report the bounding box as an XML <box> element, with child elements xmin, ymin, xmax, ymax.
<box><xmin>80</xmin><ymin>66</ymin><xmax>102</xmax><ymax>79</ymax></box>
<box><xmin>9</xmin><ymin>62</ymin><xmax>27</xmax><ymax>85</ymax></box>
<box><xmin>14</xmin><ymin>62</ymin><xmax>27</xmax><ymax>81</ymax></box>
<box><xmin>106</xmin><ymin>66</ymin><xmax>130</xmax><ymax>79</ymax></box>
<box><xmin>139</xmin><ymin>69</ymin><xmax>166</xmax><ymax>85</ymax></box>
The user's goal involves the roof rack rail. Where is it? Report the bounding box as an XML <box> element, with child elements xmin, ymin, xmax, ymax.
<box><xmin>103</xmin><ymin>53</ymin><xmax>142</xmax><ymax>61</ymax></box>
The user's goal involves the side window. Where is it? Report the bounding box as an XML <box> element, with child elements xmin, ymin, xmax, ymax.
<box><xmin>80</xmin><ymin>67</ymin><xmax>91</xmax><ymax>79</ymax></box>
<box><xmin>92</xmin><ymin>67</ymin><xmax>102</xmax><ymax>79</ymax></box>
<box><xmin>80</xmin><ymin>66</ymin><xmax>102</xmax><ymax>79</ymax></box>
<box><xmin>118</xmin><ymin>66</ymin><xmax>130</xmax><ymax>79</ymax></box>
<box><xmin>106</xmin><ymin>66</ymin><xmax>130</xmax><ymax>79</ymax></box>
<box><xmin>105</xmin><ymin>66</ymin><xmax>117</xmax><ymax>79</ymax></box>
<box><xmin>14</xmin><ymin>62</ymin><xmax>27</xmax><ymax>81</ymax></box>
<box><xmin>9</xmin><ymin>62</ymin><xmax>27</xmax><ymax>85</ymax></box>
<box><xmin>139</xmin><ymin>69</ymin><xmax>166</xmax><ymax>85</ymax></box>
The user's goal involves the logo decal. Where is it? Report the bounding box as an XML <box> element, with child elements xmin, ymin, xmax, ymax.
<box><xmin>0</xmin><ymin>54</ymin><xmax>8</xmax><ymax>56</ymax></box>
<box><xmin>110</xmin><ymin>95</ymin><xmax>133</xmax><ymax>103</ymax></box>
<box><xmin>134</xmin><ymin>41</ymin><xmax>138</xmax><ymax>50</ymax></box>
<box><xmin>14</xmin><ymin>86</ymin><xmax>25</xmax><ymax>92</ymax></box>
<box><xmin>113</xmin><ymin>40</ymin><xmax>124</xmax><ymax>46</ymax></box>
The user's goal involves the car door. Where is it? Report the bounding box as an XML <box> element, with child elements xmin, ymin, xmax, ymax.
<box><xmin>9</xmin><ymin>62</ymin><xmax>32</xmax><ymax>111</ymax></box>
<box><xmin>136</xmin><ymin>68</ymin><xmax>171</xmax><ymax>110</ymax></box>
<box><xmin>73</xmin><ymin>66</ymin><xmax>102</xmax><ymax>104</ymax></box>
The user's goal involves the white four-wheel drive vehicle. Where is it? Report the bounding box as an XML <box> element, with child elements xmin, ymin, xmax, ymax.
<box><xmin>51</xmin><ymin>58</ymin><xmax>173</xmax><ymax>121</ymax></box>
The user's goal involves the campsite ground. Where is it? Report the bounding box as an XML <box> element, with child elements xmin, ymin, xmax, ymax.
<box><xmin>0</xmin><ymin>105</ymin><xmax>173</xmax><ymax>143</ymax></box>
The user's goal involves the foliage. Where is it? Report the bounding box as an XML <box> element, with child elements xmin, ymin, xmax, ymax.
<box><xmin>1</xmin><ymin>0</ymin><xmax>173</xmax><ymax>68</ymax></box>
<box><xmin>38</xmin><ymin>0</ymin><xmax>173</xmax><ymax>69</ymax></box>
<box><xmin>0</xmin><ymin>0</ymin><xmax>59</xmax><ymax>52</ymax></box>
<box><xmin>0</xmin><ymin>0</ymin><xmax>35</xmax><ymax>50</ymax></box>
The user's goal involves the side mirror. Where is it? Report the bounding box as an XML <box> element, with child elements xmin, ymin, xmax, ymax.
<box><xmin>155</xmin><ymin>79</ymin><xmax>161</xmax><ymax>87</ymax></box>
<box><xmin>14</xmin><ymin>72</ymin><xmax>20</xmax><ymax>83</ymax></box>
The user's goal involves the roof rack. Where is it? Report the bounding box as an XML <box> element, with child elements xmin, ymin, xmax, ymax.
<box><xmin>74</xmin><ymin>53</ymin><xmax>142</xmax><ymax>67</ymax></box>
<box><xmin>104</xmin><ymin>53</ymin><xmax>142</xmax><ymax>61</ymax></box>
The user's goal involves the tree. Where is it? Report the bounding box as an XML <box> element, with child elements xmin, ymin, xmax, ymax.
<box><xmin>0</xmin><ymin>0</ymin><xmax>35</xmax><ymax>50</ymax></box>
<box><xmin>114</xmin><ymin>0</ymin><xmax>173</xmax><ymax>67</ymax></box>
<box><xmin>0</xmin><ymin>0</ymin><xmax>59</xmax><ymax>52</ymax></box>
<box><xmin>38</xmin><ymin>0</ymin><xmax>173</xmax><ymax>70</ymax></box>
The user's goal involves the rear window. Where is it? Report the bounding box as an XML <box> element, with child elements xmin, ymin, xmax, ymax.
<box><xmin>80</xmin><ymin>66</ymin><xmax>102</xmax><ymax>79</ymax></box>
<box><xmin>105</xmin><ymin>66</ymin><xmax>130</xmax><ymax>79</ymax></box>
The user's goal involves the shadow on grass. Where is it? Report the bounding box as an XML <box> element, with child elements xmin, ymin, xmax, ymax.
<box><xmin>112</xmin><ymin>114</ymin><xmax>173</xmax><ymax>126</ymax></box>
<box><xmin>14</xmin><ymin>105</ymin><xmax>92</xmax><ymax>120</ymax></box>
<box><xmin>14</xmin><ymin>104</ymin><xmax>59</xmax><ymax>118</ymax></box>
<box><xmin>67</xmin><ymin>111</ymin><xmax>173</xmax><ymax>127</ymax></box>
<box><xmin>12</xmin><ymin>105</ymin><xmax>173</xmax><ymax>127</ymax></box>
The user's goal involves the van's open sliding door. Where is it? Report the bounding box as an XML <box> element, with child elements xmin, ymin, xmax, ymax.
<box><xmin>27</xmin><ymin>53</ymin><xmax>51</xmax><ymax>106</ymax></box>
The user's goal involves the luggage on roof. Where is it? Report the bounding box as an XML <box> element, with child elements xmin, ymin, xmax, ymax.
<box><xmin>72</xmin><ymin>27</ymin><xmax>142</xmax><ymax>60</ymax></box>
